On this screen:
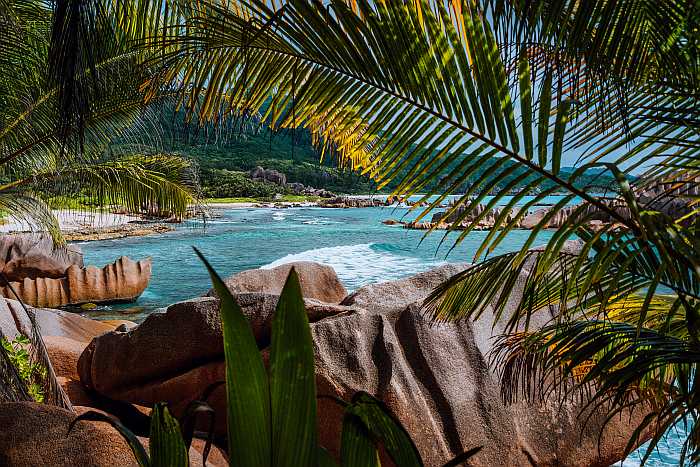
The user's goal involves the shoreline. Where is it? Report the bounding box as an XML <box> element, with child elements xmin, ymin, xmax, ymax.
<box><xmin>0</xmin><ymin>195</ymin><xmax>566</xmax><ymax>243</ymax></box>
<box><xmin>0</xmin><ymin>209</ymin><xmax>176</xmax><ymax>242</ymax></box>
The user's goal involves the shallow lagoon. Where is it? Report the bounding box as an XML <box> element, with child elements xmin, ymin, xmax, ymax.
<box><xmin>77</xmin><ymin>204</ymin><xmax>556</xmax><ymax>319</ymax></box>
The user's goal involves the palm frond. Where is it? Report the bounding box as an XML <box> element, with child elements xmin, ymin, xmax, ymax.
<box><xmin>145</xmin><ymin>2</ymin><xmax>699</xmax><ymax>461</ymax></box>
<box><xmin>491</xmin><ymin>318</ymin><xmax>700</xmax><ymax>464</ymax></box>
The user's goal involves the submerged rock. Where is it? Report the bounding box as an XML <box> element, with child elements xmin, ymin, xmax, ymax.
<box><xmin>77</xmin><ymin>262</ymin><xmax>648</xmax><ymax>466</ymax></box>
<box><xmin>0</xmin><ymin>256</ymin><xmax>152</xmax><ymax>308</ymax></box>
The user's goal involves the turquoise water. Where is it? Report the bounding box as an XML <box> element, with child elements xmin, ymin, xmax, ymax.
<box><xmin>74</xmin><ymin>202</ymin><xmax>683</xmax><ymax>465</ymax></box>
<box><xmin>75</xmin><ymin>204</ymin><xmax>554</xmax><ymax>320</ymax></box>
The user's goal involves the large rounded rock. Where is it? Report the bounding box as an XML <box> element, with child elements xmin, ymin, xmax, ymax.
<box><xmin>78</xmin><ymin>261</ymin><xmax>648</xmax><ymax>466</ymax></box>
<box><xmin>0</xmin><ymin>298</ymin><xmax>116</xmax><ymax>386</ymax></box>
<box><xmin>0</xmin><ymin>297</ymin><xmax>114</xmax><ymax>343</ymax></box>
<box><xmin>312</xmin><ymin>304</ymin><xmax>646</xmax><ymax>466</ymax></box>
<box><xmin>0</xmin><ymin>402</ymin><xmax>139</xmax><ymax>466</ymax></box>
<box><xmin>78</xmin><ymin>292</ymin><xmax>354</xmax><ymax>399</ymax></box>
<box><xmin>341</xmin><ymin>263</ymin><xmax>468</xmax><ymax>317</ymax></box>
<box><xmin>0</xmin><ymin>256</ymin><xmax>152</xmax><ymax>308</ymax></box>
<box><xmin>249</xmin><ymin>166</ymin><xmax>287</xmax><ymax>186</ymax></box>
<box><xmin>78</xmin><ymin>297</ymin><xmax>224</xmax><ymax>395</ymax></box>
<box><xmin>44</xmin><ymin>335</ymin><xmax>86</xmax><ymax>380</ymax></box>
<box><xmin>0</xmin><ymin>234</ymin><xmax>83</xmax><ymax>281</ymax></box>
<box><xmin>205</xmin><ymin>261</ymin><xmax>347</xmax><ymax>304</ymax></box>
<box><xmin>0</xmin><ymin>297</ymin><xmax>124</xmax><ymax>408</ymax></box>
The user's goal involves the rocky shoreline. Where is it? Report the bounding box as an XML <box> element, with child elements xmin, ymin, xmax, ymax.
<box><xmin>64</xmin><ymin>222</ymin><xmax>174</xmax><ymax>242</ymax></box>
<box><xmin>0</xmin><ymin>255</ymin><xmax>652</xmax><ymax>466</ymax></box>
<box><xmin>0</xmin><ymin>234</ymin><xmax>152</xmax><ymax>308</ymax></box>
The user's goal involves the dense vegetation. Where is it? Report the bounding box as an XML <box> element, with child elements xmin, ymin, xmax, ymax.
<box><xmin>0</xmin><ymin>0</ymin><xmax>196</xmax><ymax>239</ymax></box>
<box><xmin>147</xmin><ymin>110</ymin><xmax>378</xmax><ymax>196</ymax></box>
<box><xmin>125</xmin><ymin>109</ymin><xmax>621</xmax><ymax>199</ymax></box>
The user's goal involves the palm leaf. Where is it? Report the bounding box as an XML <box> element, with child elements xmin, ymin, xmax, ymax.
<box><xmin>148</xmin><ymin>403</ymin><xmax>188</xmax><ymax>467</ymax></box>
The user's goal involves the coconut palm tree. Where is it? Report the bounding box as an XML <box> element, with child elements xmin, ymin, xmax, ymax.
<box><xmin>0</xmin><ymin>0</ymin><xmax>197</xmax><ymax>408</ymax></box>
<box><xmin>135</xmin><ymin>0</ymin><xmax>699</xmax><ymax>462</ymax></box>
<box><xmin>1</xmin><ymin>0</ymin><xmax>197</xmax><ymax>243</ymax></box>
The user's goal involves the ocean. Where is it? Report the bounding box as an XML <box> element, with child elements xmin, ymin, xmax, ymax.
<box><xmin>75</xmin><ymin>202</ymin><xmax>684</xmax><ymax>465</ymax></box>
<box><xmin>75</xmin><ymin>203</ymin><xmax>557</xmax><ymax>319</ymax></box>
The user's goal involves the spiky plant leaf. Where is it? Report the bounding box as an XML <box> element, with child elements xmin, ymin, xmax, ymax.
<box><xmin>270</xmin><ymin>268</ymin><xmax>318</xmax><ymax>467</ymax></box>
<box><xmin>194</xmin><ymin>247</ymin><xmax>271</xmax><ymax>467</ymax></box>
<box><xmin>149</xmin><ymin>403</ymin><xmax>188</xmax><ymax>467</ymax></box>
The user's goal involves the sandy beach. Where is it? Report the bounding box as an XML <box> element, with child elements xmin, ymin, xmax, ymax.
<box><xmin>0</xmin><ymin>209</ymin><xmax>142</xmax><ymax>233</ymax></box>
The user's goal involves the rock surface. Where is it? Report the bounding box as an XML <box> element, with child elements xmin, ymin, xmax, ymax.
<box><xmin>319</xmin><ymin>196</ymin><xmax>388</xmax><ymax>208</ymax></box>
<box><xmin>78</xmin><ymin>262</ymin><xmax>648</xmax><ymax>466</ymax></box>
<box><xmin>205</xmin><ymin>261</ymin><xmax>347</xmax><ymax>304</ymax></box>
<box><xmin>341</xmin><ymin>263</ymin><xmax>468</xmax><ymax>318</ymax></box>
<box><xmin>43</xmin><ymin>335</ymin><xmax>86</xmax><ymax>380</ymax></box>
<box><xmin>0</xmin><ymin>402</ymin><xmax>139</xmax><ymax>466</ymax></box>
<box><xmin>250</xmin><ymin>166</ymin><xmax>287</xmax><ymax>186</ymax></box>
<box><xmin>0</xmin><ymin>234</ymin><xmax>83</xmax><ymax>281</ymax></box>
<box><xmin>0</xmin><ymin>256</ymin><xmax>152</xmax><ymax>308</ymax></box>
<box><xmin>0</xmin><ymin>297</ymin><xmax>115</xmax><ymax>343</ymax></box>
<box><xmin>0</xmin><ymin>402</ymin><xmax>225</xmax><ymax>467</ymax></box>
<box><xmin>78</xmin><ymin>291</ymin><xmax>355</xmax><ymax>398</ymax></box>
<box><xmin>0</xmin><ymin>297</ymin><xmax>126</xmax><ymax>410</ymax></box>
<box><xmin>78</xmin><ymin>297</ymin><xmax>224</xmax><ymax>396</ymax></box>
<box><xmin>313</xmin><ymin>303</ymin><xmax>642</xmax><ymax>466</ymax></box>
<box><xmin>64</xmin><ymin>223</ymin><xmax>173</xmax><ymax>242</ymax></box>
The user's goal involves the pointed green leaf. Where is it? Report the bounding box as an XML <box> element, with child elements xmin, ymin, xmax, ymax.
<box><xmin>270</xmin><ymin>268</ymin><xmax>318</xmax><ymax>467</ymax></box>
<box><xmin>194</xmin><ymin>247</ymin><xmax>271</xmax><ymax>467</ymax></box>
<box><xmin>345</xmin><ymin>392</ymin><xmax>423</xmax><ymax>467</ymax></box>
<box><xmin>518</xmin><ymin>51</ymin><xmax>533</xmax><ymax>161</ymax></box>
<box><xmin>149</xmin><ymin>404</ymin><xmax>188</xmax><ymax>467</ymax></box>
<box><xmin>537</xmin><ymin>70</ymin><xmax>553</xmax><ymax>168</ymax></box>
<box><xmin>552</xmin><ymin>99</ymin><xmax>572</xmax><ymax>175</ymax></box>
<box><xmin>341</xmin><ymin>414</ymin><xmax>380</xmax><ymax>467</ymax></box>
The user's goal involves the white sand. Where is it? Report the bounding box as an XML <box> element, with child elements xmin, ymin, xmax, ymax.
<box><xmin>0</xmin><ymin>210</ymin><xmax>140</xmax><ymax>233</ymax></box>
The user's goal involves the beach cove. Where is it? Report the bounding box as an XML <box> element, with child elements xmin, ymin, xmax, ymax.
<box><xmin>73</xmin><ymin>203</ymin><xmax>553</xmax><ymax>320</ymax></box>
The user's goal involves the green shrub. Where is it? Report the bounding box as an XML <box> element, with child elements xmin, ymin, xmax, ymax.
<box><xmin>199</xmin><ymin>169</ymin><xmax>281</xmax><ymax>199</ymax></box>
<box><xmin>1</xmin><ymin>335</ymin><xmax>46</xmax><ymax>403</ymax></box>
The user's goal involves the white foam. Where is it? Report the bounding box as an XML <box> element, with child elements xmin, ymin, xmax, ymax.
<box><xmin>262</xmin><ymin>243</ymin><xmax>445</xmax><ymax>290</ymax></box>
<box><xmin>301</xmin><ymin>218</ymin><xmax>335</xmax><ymax>225</ymax></box>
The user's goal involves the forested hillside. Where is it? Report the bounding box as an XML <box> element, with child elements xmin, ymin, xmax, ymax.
<box><xmin>116</xmin><ymin>108</ymin><xmax>620</xmax><ymax>199</ymax></box>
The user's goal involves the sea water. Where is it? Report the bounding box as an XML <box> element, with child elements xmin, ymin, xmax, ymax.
<box><xmin>76</xmin><ymin>203</ymin><xmax>683</xmax><ymax>465</ymax></box>
<box><xmin>76</xmin><ymin>204</ymin><xmax>556</xmax><ymax>319</ymax></box>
